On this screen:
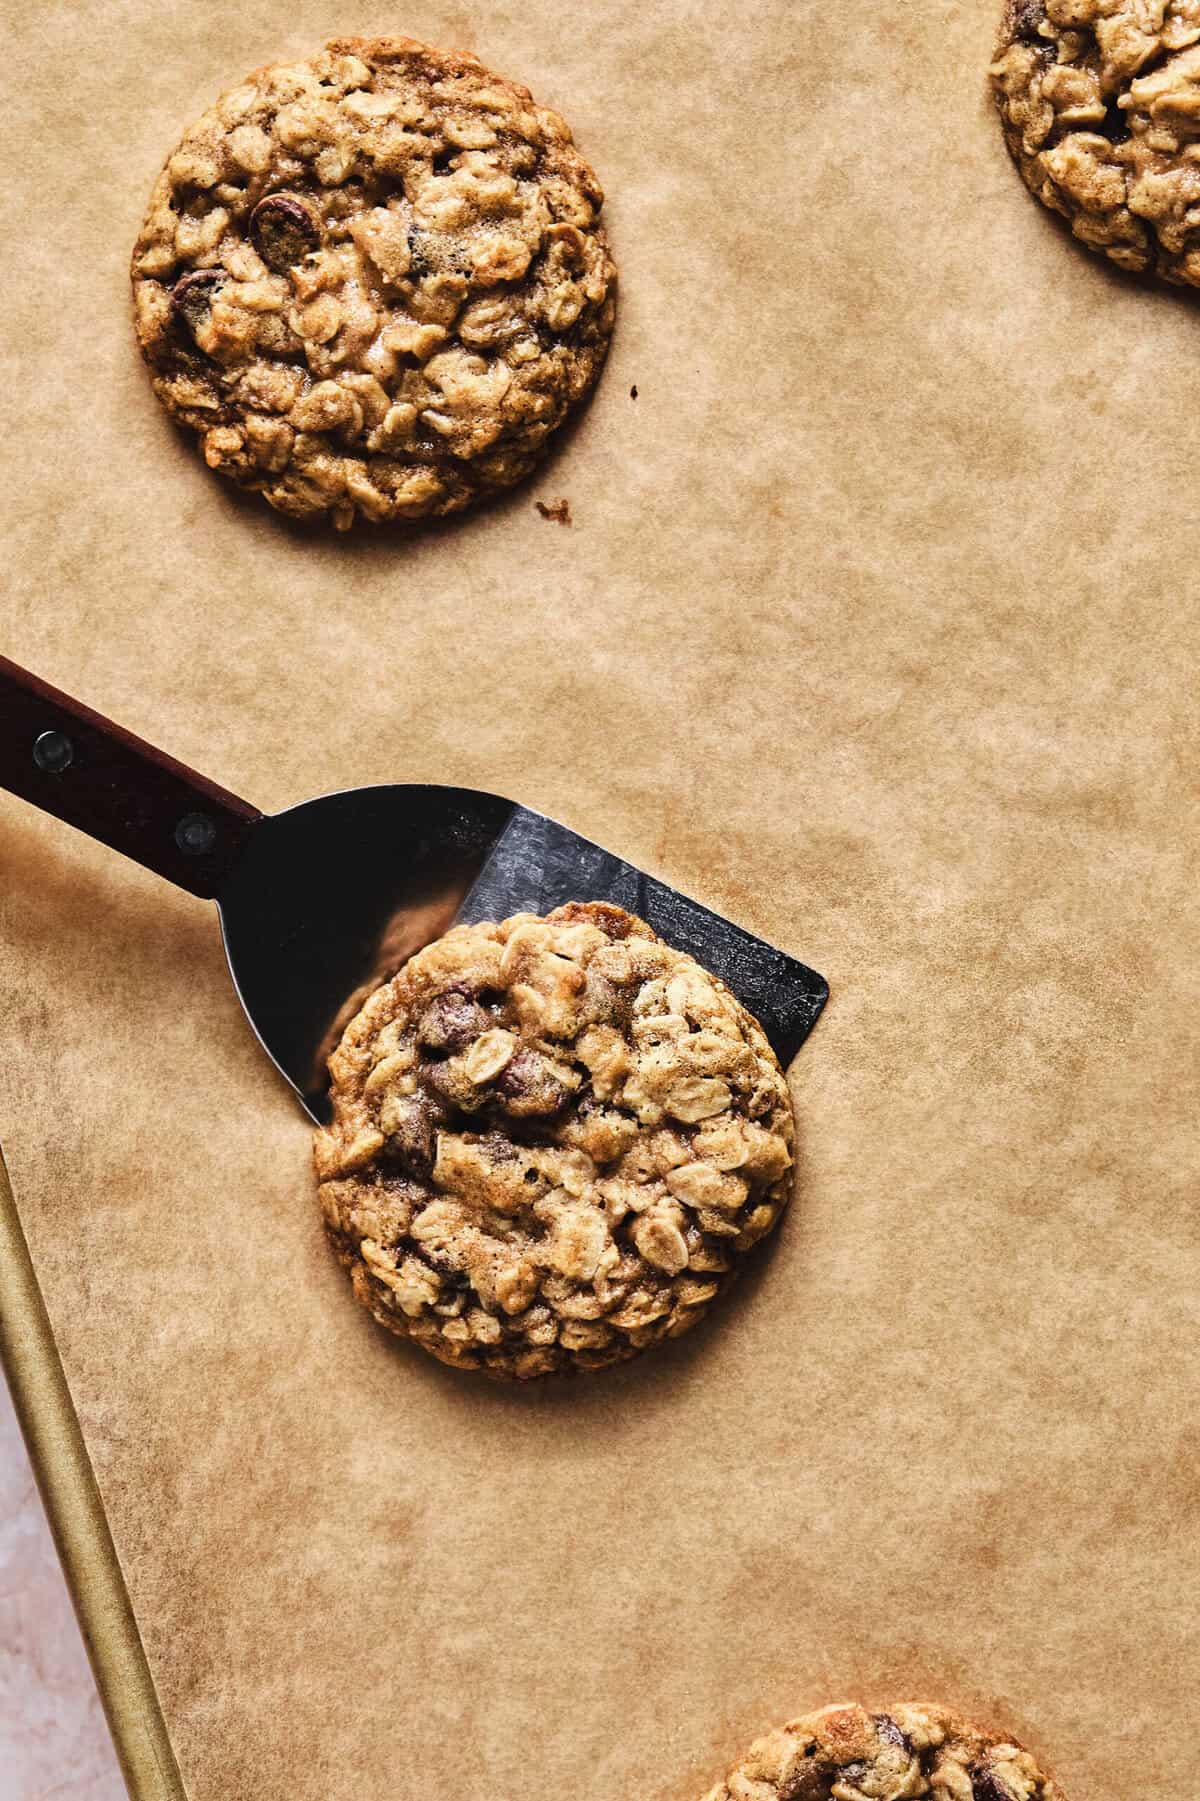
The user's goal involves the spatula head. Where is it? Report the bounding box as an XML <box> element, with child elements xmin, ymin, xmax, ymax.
<box><xmin>216</xmin><ymin>785</ymin><xmax>828</xmax><ymax>1122</ymax></box>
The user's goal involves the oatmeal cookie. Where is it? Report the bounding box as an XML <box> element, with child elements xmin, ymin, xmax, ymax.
<box><xmin>314</xmin><ymin>903</ymin><xmax>795</xmax><ymax>1379</ymax></box>
<box><xmin>992</xmin><ymin>0</ymin><xmax>1200</xmax><ymax>286</ymax></box>
<box><xmin>699</xmin><ymin>1701</ymin><xmax>1067</xmax><ymax>1801</ymax></box>
<box><xmin>131</xmin><ymin>37</ymin><xmax>616</xmax><ymax>527</ymax></box>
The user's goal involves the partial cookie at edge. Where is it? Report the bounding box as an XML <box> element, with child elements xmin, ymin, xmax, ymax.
<box><xmin>991</xmin><ymin>1</ymin><xmax>1200</xmax><ymax>286</ymax></box>
<box><xmin>700</xmin><ymin>1701</ymin><xmax>1067</xmax><ymax>1801</ymax></box>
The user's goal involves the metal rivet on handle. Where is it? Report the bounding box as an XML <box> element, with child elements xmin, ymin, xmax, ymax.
<box><xmin>175</xmin><ymin>812</ymin><xmax>217</xmax><ymax>856</ymax></box>
<box><xmin>33</xmin><ymin>730</ymin><xmax>74</xmax><ymax>773</ymax></box>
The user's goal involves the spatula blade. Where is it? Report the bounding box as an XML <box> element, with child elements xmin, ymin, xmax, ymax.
<box><xmin>458</xmin><ymin>806</ymin><xmax>828</xmax><ymax>1065</ymax></box>
<box><xmin>217</xmin><ymin>785</ymin><xmax>827</xmax><ymax>1124</ymax></box>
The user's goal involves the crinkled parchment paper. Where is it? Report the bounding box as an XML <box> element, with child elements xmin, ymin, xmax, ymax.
<box><xmin>1</xmin><ymin>2</ymin><xmax>1198</xmax><ymax>1797</ymax></box>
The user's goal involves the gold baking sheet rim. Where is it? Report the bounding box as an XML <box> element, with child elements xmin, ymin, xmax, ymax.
<box><xmin>0</xmin><ymin>1142</ymin><xmax>187</xmax><ymax>1801</ymax></box>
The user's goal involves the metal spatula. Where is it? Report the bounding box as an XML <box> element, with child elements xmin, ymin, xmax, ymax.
<box><xmin>0</xmin><ymin>655</ymin><xmax>828</xmax><ymax>1122</ymax></box>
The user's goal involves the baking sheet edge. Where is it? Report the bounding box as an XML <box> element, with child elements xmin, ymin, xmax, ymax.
<box><xmin>0</xmin><ymin>1141</ymin><xmax>187</xmax><ymax>1801</ymax></box>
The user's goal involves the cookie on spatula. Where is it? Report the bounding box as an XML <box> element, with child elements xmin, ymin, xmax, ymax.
<box><xmin>314</xmin><ymin>903</ymin><xmax>795</xmax><ymax>1378</ymax></box>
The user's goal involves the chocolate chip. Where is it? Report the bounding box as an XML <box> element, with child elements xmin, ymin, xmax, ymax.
<box><xmin>1012</xmin><ymin>0</ymin><xmax>1047</xmax><ymax>43</ymax></box>
<box><xmin>1097</xmin><ymin>98</ymin><xmax>1131</xmax><ymax>143</ymax></box>
<box><xmin>971</xmin><ymin>1769</ymin><xmax>1013</xmax><ymax>1801</ymax></box>
<box><xmin>381</xmin><ymin>1095</ymin><xmax>437</xmax><ymax>1172</ymax></box>
<box><xmin>424</xmin><ymin>1253</ymin><xmax>470</xmax><ymax>1287</ymax></box>
<box><xmin>170</xmin><ymin>269</ymin><xmax>225</xmax><ymax>340</ymax></box>
<box><xmin>249</xmin><ymin>194</ymin><xmax>320</xmax><ymax>271</ymax></box>
<box><xmin>495</xmin><ymin>1048</ymin><xmax>570</xmax><ymax>1118</ymax></box>
<box><xmin>423</xmin><ymin>1058</ymin><xmax>487</xmax><ymax>1114</ymax></box>
<box><xmin>419</xmin><ymin>988</ymin><xmax>492</xmax><ymax>1053</ymax></box>
<box><xmin>778</xmin><ymin>1758</ymin><xmax>829</xmax><ymax>1801</ymax></box>
<box><xmin>873</xmin><ymin>1714</ymin><xmax>913</xmax><ymax>1755</ymax></box>
<box><xmin>469</xmin><ymin>1131</ymin><xmax>513</xmax><ymax>1160</ymax></box>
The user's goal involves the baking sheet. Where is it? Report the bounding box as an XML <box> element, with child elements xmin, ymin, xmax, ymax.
<box><xmin>2</xmin><ymin>2</ymin><xmax>1199</xmax><ymax>1797</ymax></box>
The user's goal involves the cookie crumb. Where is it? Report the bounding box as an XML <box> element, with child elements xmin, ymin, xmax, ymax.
<box><xmin>535</xmin><ymin>498</ymin><xmax>572</xmax><ymax>525</ymax></box>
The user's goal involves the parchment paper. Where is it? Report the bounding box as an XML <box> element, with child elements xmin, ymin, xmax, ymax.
<box><xmin>1</xmin><ymin>2</ymin><xmax>1198</xmax><ymax>1797</ymax></box>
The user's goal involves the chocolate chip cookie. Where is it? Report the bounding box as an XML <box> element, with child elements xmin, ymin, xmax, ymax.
<box><xmin>314</xmin><ymin>903</ymin><xmax>795</xmax><ymax>1379</ymax></box>
<box><xmin>131</xmin><ymin>37</ymin><xmax>616</xmax><ymax>528</ymax></box>
<box><xmin>992</xmin><ymin>1</ymin><xmax>1200</xmax><ymax>285</ymax></box>
<box><xmin>700</xmin><ymin>1702</ymin><xmax>1066</xmax><ymax>1801</ymax></box>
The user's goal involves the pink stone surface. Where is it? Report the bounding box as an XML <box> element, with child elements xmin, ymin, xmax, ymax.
<box><xmin>0</xmin><ymin>1372</ymin><xmax>125</xmax><ymax>1801</ymax></box>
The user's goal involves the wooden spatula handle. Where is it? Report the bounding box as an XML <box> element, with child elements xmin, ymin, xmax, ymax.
<box><xmin>0</xmin><ymin>654</ymin><xmax>263</xmax><ymax>900</ymax></box>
